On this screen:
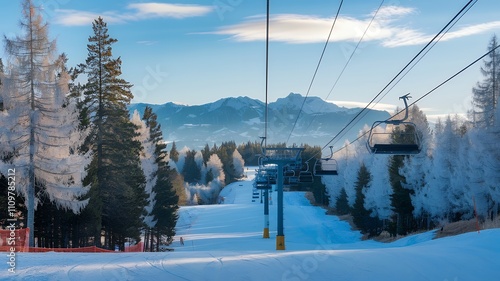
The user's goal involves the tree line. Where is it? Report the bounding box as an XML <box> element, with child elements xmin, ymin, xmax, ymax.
<box><xmin>0</xmin><ymin>1</ymin><xmax>178</xmax><ymax>251</ymax></box>
<box><xmin>325</xmin><ymin>35</ymin><xmax>500</xmax><ymax>237</ymax></box>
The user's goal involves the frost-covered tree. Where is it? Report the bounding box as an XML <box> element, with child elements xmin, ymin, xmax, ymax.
<box><xmin>470</xmin><ymin>35</ymin><xmax>500</xmax><ymax>128</ymax></box>
<box><xmin>206</xmin><ymin>154</ymin><xmax>225</xmax><ymax>184</ymax></box>
<box><xmin>0</xmin><ymin>0</ymin><xmax>90</xmax><ymax>246</ymax></box>
<box><xmin>201</xmin><ymin>153</ymin><xmax>226</xmax><ymax>203</ymax></box>
<box><xmin>427</xmin><ymin>117</ymin><xmax>460</xmax><ymax>220</ymax></box>
<box><xmin>485</xmin><ymin>108</ymin><xmax>500</xmax><ymax>216</ymax></box>
<box><xmin>449</xmin><ymin>120</ymin><xmax>475</xmax><ymax>219</ymax></box>
<box><xmin>400</xmin><ymin>105</ymin><xmax>432</xmax><ymax>226</ymax></box>
<box><xmin>339</xmin><ymin>139</ymin><xmax>365</xmax><ymax>208</ymax></box>
<box><xmin>140</xmin><ymin>106</ymin><xmax>178</xmax><ymax>251</ymax></box>
<box><xmin>131</xmin><ymin>110</ymin><xmax>157</xmax><ymax>228</ymax></box>
<box><xmin>364</xmin><ymin>154</ymin><xmax>392</xmax><ymax>220</ymax></box>
<box><xmin>232</xmin><ymin>149</ymin><xmax>245</xmax><ymax>179</ymax></box>
<box><xmin>473</xmin><ymin>101</ymin><xmax>500</xmax><ymax>219</ymax></box>
<box><xmin>185</xmin><ymin>153</ymin><xmax>226</xmax><ymax>205</ymax></box>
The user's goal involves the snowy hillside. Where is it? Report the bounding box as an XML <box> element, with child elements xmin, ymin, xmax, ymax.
<box><xmin>4</xmin><ymin>170</ymin><xmax>499</xmax><ymax>281</ymax></box>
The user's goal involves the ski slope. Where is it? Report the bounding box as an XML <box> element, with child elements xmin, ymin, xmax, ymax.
<box><xmin>3</xmin><ymin>169</ymin><xmax>499</xmax><ymax>281</ymax></box>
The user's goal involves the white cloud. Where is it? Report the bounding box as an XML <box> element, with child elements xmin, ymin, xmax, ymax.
<box><xmin>374</xmin><ymin>6</ymin><xmax>415</xmax><ymax>20</ymax></box>
<box><xmin>383</xmin><ymin>21</ymin><xmax>500</xmax><ymax>47</ymax></box>
<box><xmin>209</xmin><ymin>14</ymin><xmax>387</xmax><ymax>44</ymax></box>
<box><xmin>206</xmin><ymin>6</ymin><xmax>415</xmax><ymax>44</ymax></box>
<box><xmin>54</xmin><ymin>10</ymin><xmax>125</xmax><ymax>26</ymax></box>
<box><xmin>208</xmin><ymin>5</ymin><xmax>500</xmax><ymax>48</ymax></box>
<box><xmin>329</xmin><ymin>100</ymin><xmax>396</xmax><ymax>112</ymax></box>
<box><xmin>54</xmin><ymin>2</ymin><xmax>213</xmax><ymax>26</ymax></box>
<box><xmin>128</xmin><ymin>3</ymin><xmax>213</xmax><ymax>19</ymax></box>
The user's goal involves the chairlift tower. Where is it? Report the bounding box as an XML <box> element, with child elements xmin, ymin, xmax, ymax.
<box><xmin>260</xmin><ymin>146</ymin><xmax>304</xmax><ymax>250</ymax></box>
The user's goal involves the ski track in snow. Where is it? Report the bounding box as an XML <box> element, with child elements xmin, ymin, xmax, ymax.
<box><xmin>2</xmin><ymin>170</ymin><xmax>500</xmax><ymax>281</ymax></box>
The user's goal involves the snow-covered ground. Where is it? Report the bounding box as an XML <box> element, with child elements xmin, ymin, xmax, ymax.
<box><xmin>3</xmin><ymin>169</ymin><xmax>499</xmax><ymax>281</ymax></box>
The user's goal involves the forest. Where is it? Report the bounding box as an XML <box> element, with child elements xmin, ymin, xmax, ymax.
<box><xmin>323</xmin><ymin>36</ymin><xmax>500</xmax><ymax>236</ymax></box>
<box><xmin>0</xmin><ymin>1</ymin><xmax>244</xmax><ymax>251</ymax></box>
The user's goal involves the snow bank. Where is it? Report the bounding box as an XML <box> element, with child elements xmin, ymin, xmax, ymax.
<box><xmin>3</xmin><ymin>176</ymin><xmax>499</xmax><ymax>281</ymax></box>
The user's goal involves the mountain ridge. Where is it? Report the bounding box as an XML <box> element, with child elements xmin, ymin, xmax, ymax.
<box><xmin>129</xmin><ymin>93</ymin><xmax>390</xmax><ymax>149</ymax></box>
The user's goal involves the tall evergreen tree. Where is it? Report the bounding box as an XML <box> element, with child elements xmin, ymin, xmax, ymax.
<box><xmin>0</xmin><ymin>58</ymin><xmax>4</xmax><ymax>89</ymax></box>
<box><xmin>335</xmin><ymin>187</ymin><xmax>350</xmax><ymax>215</ymax></box>
<box><xmin>77</xmin><ymin>17</ymin><xmax>147</xmax><ymax>249</ymax></box>
<box><xmin>169</xmin><ymin>141</ymin><xmax>179</xmax><ymax>163</ymax></box>
<box><xmin>389</xmin><ymin>154</ymin><xmax>414</xmax><ymax>236</ymax></box>
<box><xmin>352</xmin><ymin>164</ymin><xmax>381</xmax><ymax>236</ymax></box>
<box><xmin>201</xmin><ymin>144</ymin><xmax>211</xmax><ymax>165</ymax></box>
<box><xmin>470</xmin><ymin>35</ymin><xmax>500</xmax><ymax>128</ymax></box>
<box><xmin>182</xmin><ymin>150</ymin><xmax>201</xmax><ymax>184</ymax></box>
<box><xmin>141</xmin><ymin>106</ymin><xmax>179</xmax><ymax>251</ymax></box>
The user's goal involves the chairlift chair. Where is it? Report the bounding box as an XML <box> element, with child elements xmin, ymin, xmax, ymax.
<box><xmin>298</xmin><ymin>162</ymin><xmax>314</xmax><ymax>183</ymax></box>
<box><xmin>255</xmin><ymin>169</ymin><xmax>273</xmax><ymax>190</ymax></box>
<box><xmin>367</xmin><ymin>94</ymin><xmax>422</xmax><ymax>155</ymax></box>
<box><xmin>313</xmin><ymin>146</ymin><xmax>338</xmax><ymax>176</ymax></box>
<box><xmin>314</xmin><ymin>159</ymin><xmax>338</xmax><ymax>176</ymax></box>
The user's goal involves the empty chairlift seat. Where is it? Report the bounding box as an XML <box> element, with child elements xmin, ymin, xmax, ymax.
<box><xmin>367</xmin><ymin>121</ymin><xmax>421</xmax><ymax>155</ymax></box>
<box><xmin>314</xmin><ymin>158</ymin><xmax>338</xmax><ymax>176</ymax></box>
<box><xmin>366</xmin><ymin>94</ymin><xmax>422</xmax><ymax>156</ymax></box>
<box><xmin>298</xmin><ymin>171</ymin><xmax>314</xmax><ymax>183</ymax></box>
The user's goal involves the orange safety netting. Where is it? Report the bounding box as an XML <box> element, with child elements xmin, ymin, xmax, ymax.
<box><xmin>0</xmin><ymin>228</ymin><xmax>144</xmax><ymax>252</ymax></box>
<box><xmin>0</xmin><ymin>227</ymin><xmax>29</xmax><ymax>252</ymax></box>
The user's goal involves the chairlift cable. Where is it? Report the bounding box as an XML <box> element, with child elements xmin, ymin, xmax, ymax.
<box><xmin>285</xmin><ymin>0</ymin><xmax>344</xmax><ymax>145</ymax></box>
<box><xmin>303</xmin><ymin>0</ymin><xmax>477</xmax><ymax>162</ymax></box>
<box><xmin>330</xmin><ymin>44</ymin><xmax>500</xmax><ymax>156</ymax></box>
<box><xmin>296</xmin><ymin>0</ymin><xmax>385</xmax><ymax>146</ymax></box>
<box><xmin>264</xmin><ymin>0</ymin><xmax>270</xmax><ymax>149</ymax></box>
<box><xmin>341</xmin><ymin>0</ymin><xmax>477</xmax><ymax>144</ymax></box>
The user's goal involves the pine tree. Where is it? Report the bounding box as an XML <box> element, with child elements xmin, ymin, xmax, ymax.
<box><xmin>76</xmin><ymin>17</ymin><xmax>147</xmax><ymax>249</ymax></box>
<box><xmin>141</xmin><ymin>106</ymin><xmax>179</xmax><ymax>251</ymax></box>
<box><xmin>170</xmin><ymin>141</ymin><xmax>179</xmax><ymax>163</ymax></box>
<box><xmin>216</xmin><ymin>141</ymin><xmax>237</xmax><ymax>184</ymax></box>
<box><xmin>399</xmin><ymin>105</ymin><xmax>432</xmax><ymax>228</ymax></box>
<box><xmin>335</xmin><ymin>187</ymin><xmax>350</xmax><ymax>215</ymax></box>
<box><xmin>0</xmin><ymin>0</ymin><xmax>90</xmax><ymax>246</ymax></box>
<box><xmin>470</xmin><ymin>35</ymin><xmax>500</xmax><ymax>128</ymax></box>
<box><xmin>0</xmin><ymin>58</ymin><xmax>4</xmax><ymax>89</ymax></box>
<box><xmin>351</xmin><ymin>164</ymin><xmax>381</xmax><ymax>236</ymax></box>
<box><xmin>389</xmin><ymin>154</ymin><xmax>414</xmax><ymax>236</ymax></box>
<box><xmin>182</xmin><ymin>150</ymin><xmax>201</xmax><ymax>184</ymax></box>
<box><xmin>201</xmin><ymin>144</ymin><xmax>211</xmax><ymax>164</ymax></box>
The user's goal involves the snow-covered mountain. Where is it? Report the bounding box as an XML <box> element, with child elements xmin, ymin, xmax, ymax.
<box><xmin>129</xmin><ymin>93</ymin><xmax>389</xmax><ymax>149</ymax></box>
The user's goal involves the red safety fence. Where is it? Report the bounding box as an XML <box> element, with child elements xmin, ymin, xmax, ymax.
<box><xmin>124</xmin><ymin>242</ymin><xmax>144</xmax><ymax>252</ymax></box>
<box><xmin>28</xmin><ymin>246</ymin><xmax>116</xmax><ymax>253</ymax></box>
<box><xmin>0</xmin><ymin>228</ymin><xmax>144</xmax><ymax>252</ymax></box>
<box><xmin>0</xmin><ymin>227</ymin><xmax>29</xmax><ymax>253</ymax></box>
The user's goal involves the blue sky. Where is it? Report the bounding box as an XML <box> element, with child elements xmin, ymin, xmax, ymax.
<box><xmin>1</xmin><ymin>0</ymin><xmax>500</xmax><ymax>121</ymax></box>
